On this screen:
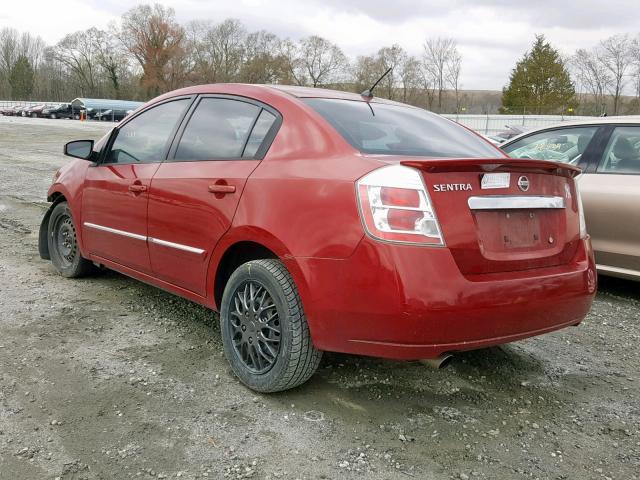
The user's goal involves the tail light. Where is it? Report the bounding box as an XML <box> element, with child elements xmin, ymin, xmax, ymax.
<box><xmin>356</xmin><ymin>164</ymin><xmax>444</xmax><ymax>246</ymax></box>
<box><xmin>575</xmin><ymin>177</ymin><xmax>587</xmax><ymax>239</ymax></box>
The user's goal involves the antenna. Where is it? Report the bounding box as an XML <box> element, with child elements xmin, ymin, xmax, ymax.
<box><xmin>361</xmin><ymin>67</ymin><xmax>393</xmax><ymax>99</ymax></box>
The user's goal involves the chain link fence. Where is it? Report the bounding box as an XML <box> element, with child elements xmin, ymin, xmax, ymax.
<box><xmin>442</xmin><ymin>114</ymin><xmax>598</xmax><ymax>136</ymax></box>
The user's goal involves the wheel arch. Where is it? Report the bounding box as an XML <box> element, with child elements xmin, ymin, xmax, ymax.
<box><xmin>208</xmin><ymin>228</ymin><xmax>311</xmax><ymax>318</ymax></box>
<box><xmin>38</xmin><ymin>191</ymin><xmax>68</xmax><ymax>260</ymax></box>
<box><xmin>212</xmin><ymin>241</ymin><xmax>279</xmax><ymax>309</ymax></box>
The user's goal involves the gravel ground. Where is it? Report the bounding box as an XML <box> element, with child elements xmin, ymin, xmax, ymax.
<box><xmin>1</xmin><ymin>115</ymin><xmax>639</xmax><ymax>480</ymax></box>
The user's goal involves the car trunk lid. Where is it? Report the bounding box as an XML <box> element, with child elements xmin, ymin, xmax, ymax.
<box><xmin>401</xmin><ymin>158</ymin><xmax>582</xmax><ymax>275</ymax></box>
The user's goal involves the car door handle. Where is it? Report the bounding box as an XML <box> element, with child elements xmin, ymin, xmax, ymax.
<box><xmin>208</xmin><ymin>184</ymin><xmax>236</xmax><ymax>194</ymax></box>
<box><xmin>128</xmin><ymin>184</ymin><xmax>147</xmax><ymax>193</ymax></box>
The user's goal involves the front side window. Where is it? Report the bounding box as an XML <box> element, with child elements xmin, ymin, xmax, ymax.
<box><xmin>597</xmin><ymin>126</ymin><xmax>640</xmax><ymax>174</ymax></box>
<box><xmin>105</xmin><ymin>99</ymin><xmax>189</xmax><ymax>164</ymax></box>
<box><xmin>503</xmin><ymin>126</ymin><xmax>598</xmax><ymax>165</ymax></box>
<box><xmin>303</xmin><ymin>98</ymin><xmax>499</xmax><ymax>158</ymax></box>
<box><xmin>174</xmin><ymin>98</ymin><xmax>268</xmax><ymax>161</ymax></box>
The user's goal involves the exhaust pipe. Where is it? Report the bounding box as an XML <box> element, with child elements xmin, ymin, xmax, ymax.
<box><xmin>420</xmin><ymin>353</ymin><xmax>454</xmax><ymax>369</ymax></box>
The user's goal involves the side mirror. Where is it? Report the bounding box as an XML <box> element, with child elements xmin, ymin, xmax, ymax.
<box><xmin>64</xmin><ymin>140</ymin><xmax>94</xmax><ymax>160</ymax></box>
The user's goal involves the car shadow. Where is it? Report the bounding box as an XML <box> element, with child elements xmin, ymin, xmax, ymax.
<box><xmin>597</xmin><ymin>274</ymin><xmax>640</xmax><ymax>301</ymax></box>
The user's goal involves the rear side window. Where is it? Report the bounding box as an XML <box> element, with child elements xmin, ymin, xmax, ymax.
<box><xmin>106</xmin><ymin>99</ymin><xmax>189</xmax><ymax>164</ymax></box>
<box><xmin>503</xmin><ymin>126</ymin><xmax>598</xmax><ymax>165</ymax></box>
<box><xmin>303</xmin><ymin>98</ymin><xmax>499</xmax><ymax>158</ymax></box>
<box><xmin>243</xmin><ymin>110</ymin><xmax>276</xmax><ymax>158</ymax></box>
<box><xmin>597</xmin><ymin>126</ymin><xmax>640</xmax><ymax>174</ymax></box>
<box><xmin>175</xmin><ymin>98</ymin><xmax>266</xmax><ymax>161</ymax></box>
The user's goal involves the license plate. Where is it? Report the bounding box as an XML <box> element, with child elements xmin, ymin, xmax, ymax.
<box><xmin>481</xmin><ymin>173</ymin><xmax>510</xmax><ymax>189</ymax></box>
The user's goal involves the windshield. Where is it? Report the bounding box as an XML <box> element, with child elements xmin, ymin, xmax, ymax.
<box><xmin>303</xmin><ymin>98</ymin><xmax>499</xmax><ymax>158</ymax></box>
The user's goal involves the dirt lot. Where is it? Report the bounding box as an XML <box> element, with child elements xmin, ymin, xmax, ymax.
<box><xmin>0</xmin><ymin>115</ymin><xmax>639</xmax><ymax>480</ymax></box>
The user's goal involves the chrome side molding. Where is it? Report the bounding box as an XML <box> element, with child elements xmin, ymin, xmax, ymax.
<box><xmin>84</xmin><ymin>222</ymin><xmax>147</xmax><ymax>241</ymax></box>
<box><xmin>467</xmin><ymin>195</ymin><xmax>565</xmax><ymax>210</ymax></box>
<box><xmin>148</xmin><ymin>237</ymin><xmax>205</xmax><ymax>255</ymax></box>
<box><xmin>83</xmin><ymin>222</ymin><xmax>205</xmax><ymax>255</ymax></box>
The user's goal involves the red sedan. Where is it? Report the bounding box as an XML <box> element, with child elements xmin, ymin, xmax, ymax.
<box><xmin>39</xmin><ymin>84</ymin><xmax>596</xmax><ymax>392</ymax></box>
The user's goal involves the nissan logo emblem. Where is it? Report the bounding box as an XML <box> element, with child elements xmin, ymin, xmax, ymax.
<box><xmin>518</xmin><ymin>176</ymin><xmax>530</xmax><ymax>192</ymax></box>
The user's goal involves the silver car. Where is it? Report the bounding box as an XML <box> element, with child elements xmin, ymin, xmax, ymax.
<box><xmin>502</xmin><ymin>117</ymin><xmax>640</xmax><ymax>281</ymax></box>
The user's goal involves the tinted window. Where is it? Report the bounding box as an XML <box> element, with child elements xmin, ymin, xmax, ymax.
<box><xmin>175</xmin><ymin>98</ymin><xmax>261</xmax><ymax>161</ymax></box>
<box><xmin>503</xmin><ymin>126</ymin><xmax>598</xmax><ymax>165</ymax></box>
<box><xmin>597</xmin><ymin>126</ymin><xmax>640</xmax><ymax>174</ymax></box>
<box><xmin>243</xmin><ymin>109</ymin><xmax>277</xmax><ymax>158</ymax></box>
<box><xmin>105</xmin><ymin>99</ymin><xmax>189</xmax><ymax>164</ymax></box>
<box><xmin>303</xmin><ymin>98</ymin><xmax>499</xmax><ymax>158</ymax></box>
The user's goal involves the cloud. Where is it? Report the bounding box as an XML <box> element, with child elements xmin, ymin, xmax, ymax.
<box><xmin>2</xmin><ymin>0</ymin><xmax>637</xmax><ymax>91</ymax></box>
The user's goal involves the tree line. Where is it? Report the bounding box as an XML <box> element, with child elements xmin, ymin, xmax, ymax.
<box><xmin>1</xmin><ymin>3</ymin><xmax>640</xmax><ymax>115</ymax></box>
<box><xmin>0</xmin><ymin>4</ymin><xmax>462</xmax><ymax>113</ymax></box>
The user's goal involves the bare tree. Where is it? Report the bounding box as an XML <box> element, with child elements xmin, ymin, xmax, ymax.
<box><xmin>423</xmin><ymin>37</ymin><xmax>459</xmax><ymax>112</ymax></box>
<box><xmin>184</xmin><ymin>19</ymin><xmax>245</xmax><ymax>84</ymax></box>
<box><xmin>120</xmin><ymin>3</ymin><xmax>186</xmax><ymax>97</ymax></box>
<box><xmin>299</xmin><ymin>36</ymin><xmax>347</xmax><ymax>87</ymax></box>
<box><xmin>376</xmin><ymin>44</ymin><xmax>406</xmax><ymax>100</ymax></box>
<box><xmin>0</xmin><ymin>28</ymin><xmax>20</xmax><ymax>89</ymax></box>
<box><xmin>52</xmin><ymin>28</ymin><xmax>101</xmax><ymax>96</ymax></box>
<box><xmin>571</xmin><ymin>48</ymin><xmax>611</xmax><ymax>114</ymax></box>
<box><xmin>598</xmin><ymin>34</ymin><xmax>633</xmax><ymax>115</ymax></box>
<box><xmin>205</xmin><ymin>19</ymin><xmax>246</xmax><ymax>82</ymax></box>
<box><xmin>279</xmin><ymin>39</ymin><xmax>306</xmax><ymax>86</ymax></box>
<box><xmin>352</xmin><ymin>54</ymin><xmax>379</xmax><ymax>94</ymax></box>
<box><xmin>94</xmin><ymin>28</ymin><xmax>129</xmax><ymax>98</ymax></box>
<box><xmin>419</xmin><ymin>60</ymin><xmax>437</xmax><ymax>110</ymax></box>
<box><xmin>447</xmin><ymin>48</ymin><xmax>462</xmax><ymax>113</ymax></box>
<box><xmin>241</xmin><ymin>30</ymin><xmax>289</xmax><ymax>84</ymax></box>
<box><xmin>631</xmin><ymin>35</ymin><xmax>640</xmax><ymax>100</ymax></box>
<box><xmin>398</xmin><ymin>56</ymin><xmax>422</xmax><ymax>104</ymax></box>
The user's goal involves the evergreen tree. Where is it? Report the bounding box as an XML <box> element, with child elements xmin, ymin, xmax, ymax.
<box><xmin>502</xmin><ymin>35</ymin><xmax>575</xmax><ymax>114</ymax></box>
<box><xmin>9</xmin><ymin>55</ymin><xmax>35</xmax><ymax>100</ymax></box>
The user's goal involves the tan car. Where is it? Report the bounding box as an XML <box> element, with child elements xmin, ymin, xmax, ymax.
<box><xmin>502</xmin><ymin>117</ymin><xmax>640</xmax><ymax>281</ymax></box>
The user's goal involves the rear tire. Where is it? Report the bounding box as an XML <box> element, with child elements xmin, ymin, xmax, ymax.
<box><xmin>47</xmin><ymin>202</ymin><xmax>94</xmax><ymax>278</ymax></box>
<box><xmin>220</xmin><ymin>259</ymin><xmax>322</xmax><ymax>392</ymax></box>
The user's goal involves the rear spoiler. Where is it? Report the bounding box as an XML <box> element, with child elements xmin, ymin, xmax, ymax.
<box><xmin>401</xmin><ymin>158</ymin><xmax>582</xmax><ymax>178</ymax></box>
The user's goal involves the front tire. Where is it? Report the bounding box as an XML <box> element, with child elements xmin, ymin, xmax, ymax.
<box><xmin>220</xmin><ymin>259</ymin><xmax>322</xmax><ymax>392</ymax></box>
<box><xmin>47</xmin><ymin>202</ymin><xmax>94</xmax><ymax>278</ymax></box>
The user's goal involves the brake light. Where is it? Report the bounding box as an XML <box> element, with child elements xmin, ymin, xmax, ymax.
<box><xmin>356</xmin><ymin>165</ymin><xmax>444</xmax><ymax>245</ymax></box>
<box><xmin>575</xmin><ymin>177</ymin><xmax>587</xmax><ymax>239</ymax></box>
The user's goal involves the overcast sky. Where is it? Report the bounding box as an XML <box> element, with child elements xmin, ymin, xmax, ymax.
<box><xmin>1</xmin><ymin>0</ymin><xmax>638</xmax><ymax>90</ymax></box>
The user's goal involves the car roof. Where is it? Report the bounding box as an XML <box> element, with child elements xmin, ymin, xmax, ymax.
<box><xmin>503</xmin><ymin>115</ymin><xmax>640</xmax><ymax>146</ymax></box>
<box><xmin>155</xmin><ymin>83</ymin><xmax>409</xmax><ymax>107</ymax></box>
<box><xmin>265</xmin><ymin>84</ymin><xmax>406</xmax><ymax>105</ymax></box>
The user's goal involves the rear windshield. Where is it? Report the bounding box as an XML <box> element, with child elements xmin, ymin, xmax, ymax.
<box><xmin>303</xmin><ymin>98</ymin><xmax>498</xmax><ymax>158</ymax></box>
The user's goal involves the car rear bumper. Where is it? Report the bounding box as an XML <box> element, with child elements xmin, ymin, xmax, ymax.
<box><xmin>289</xmin><ymin>236</ymin><xmax>596</xmax><ymax>360</ymax></box>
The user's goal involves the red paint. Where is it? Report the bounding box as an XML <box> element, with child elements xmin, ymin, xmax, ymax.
<box><xmin>47</xmin><ymin>84</ymin><xmax>595</xmax><ymax>360</ymax></box>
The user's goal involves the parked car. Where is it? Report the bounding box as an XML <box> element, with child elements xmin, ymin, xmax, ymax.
<box><xmin>26</xmin><ymin>104</ymin><xmax>48</xmax><ymax>118</ymax></box>
<box><xmin>39</xmin><ymin>84</ymin><xmax>596</xmax><ymax>392</ymax></box>
<box><xmin>0</xmin><ymin>105</ymin><xmax>18</xmax><ymax>116</ymax></box>
<box><xmin>21</xmin><ymin>105</ymin><xmax>37</xmax><ymax>117</ymax></box>
<box><xmin>502</xmin><ymin>117</ymin><xmax>640</xmax><ymax>281</ymax></box>
<box><xmin>13</xmin><ymin>105</ymin><xmax>30</xmax><ymax>117</ymax></box>
<box><xmin>42</xmin><ymin>103</ymin><xmax>74</xmax><ymax>119</ymax></box>
<box><xmin>94</xmin><ymin>109</ymin><xmax>129</xmax><ymax>122</ymax></box>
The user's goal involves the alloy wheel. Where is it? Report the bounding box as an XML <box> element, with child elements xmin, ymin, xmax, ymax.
<box><xmin>228</xmin><ymin>280</ymin><xmax>281</xmax><ymax>374</ymax></box>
